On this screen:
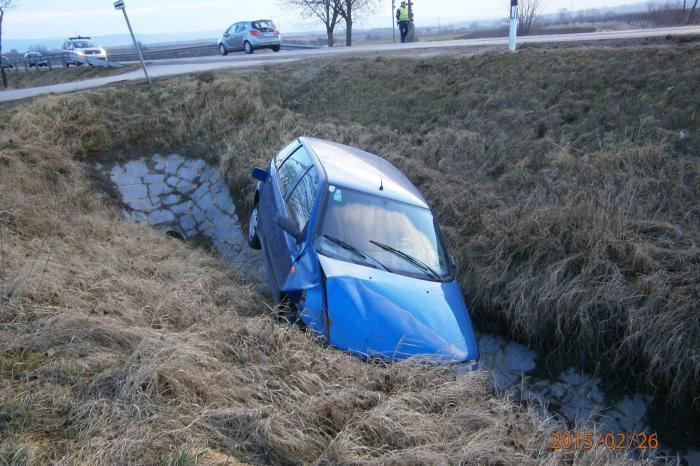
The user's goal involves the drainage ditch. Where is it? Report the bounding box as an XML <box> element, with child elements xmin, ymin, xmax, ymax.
<box><xmin>107</xmin><ymin>153</ymin><xmax>698</xmax><ymax>466</ymax></box>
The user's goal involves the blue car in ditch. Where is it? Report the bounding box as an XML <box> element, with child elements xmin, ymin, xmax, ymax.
<box><xmin>248</xmin><ymin>137</ymin><xmax>479</xmax><ymax>366</ymax></box>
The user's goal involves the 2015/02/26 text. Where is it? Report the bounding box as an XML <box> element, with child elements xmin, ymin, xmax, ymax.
<box><xmin>550</xmin><ymin>432</ymin><xmax>659</xmax><ymax>450</ymax></box>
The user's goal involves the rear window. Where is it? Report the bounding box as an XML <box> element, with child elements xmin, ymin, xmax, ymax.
<box><xmin>252</xmin><ymin>20</ymin><xmax>276</xmax><ymax>32</ymax></box>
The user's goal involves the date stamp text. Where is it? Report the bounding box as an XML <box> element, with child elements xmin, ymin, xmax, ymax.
<box><xmin>550</xmin><ymin>432</ymin><xmax>659</xmax><ymax>450</ymax></box>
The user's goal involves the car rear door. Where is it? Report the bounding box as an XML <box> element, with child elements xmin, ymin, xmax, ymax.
<box><xmin>232</xmin><ymin>23</ymin><xmax>247</xmax><ymax>50</ymax></box>
<box><xmin>224</xmin><ymin>24</ymin><xmax>237</xmax><ymax>49</ymax></box>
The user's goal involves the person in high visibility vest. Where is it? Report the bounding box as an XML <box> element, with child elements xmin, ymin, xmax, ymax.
<box><xmin>396</xmin><ymin>1</ymin><xmax>410</xmax><ymax>43</ymax></box>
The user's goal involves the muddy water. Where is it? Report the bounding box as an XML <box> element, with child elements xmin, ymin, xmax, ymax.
<box><xmin>108</xmin><ymin>153</ymin><xmax>698</xmax><ymax>466</ymax></box>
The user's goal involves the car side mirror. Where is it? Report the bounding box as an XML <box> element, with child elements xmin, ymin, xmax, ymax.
<box><xmin>277</xmin><ymin>215</ymin><xmax>304</xmax><ymax>244</ymax></box>
<box><xmin>251</xmin><ymin>167</ymin><xmax>269</xmax><ymax>182</ymax></box>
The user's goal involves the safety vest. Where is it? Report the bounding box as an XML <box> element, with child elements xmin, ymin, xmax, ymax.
<box><xmin>398</xmin><ymin>6</ymin><xmax>409</xmax><ymax>22</ymax></box>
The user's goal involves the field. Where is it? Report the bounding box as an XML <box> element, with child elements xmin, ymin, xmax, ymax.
<box><xmin>0</xmin><ymin>40</ymin><xmax>698</xmax><ymax>464</ymax></box>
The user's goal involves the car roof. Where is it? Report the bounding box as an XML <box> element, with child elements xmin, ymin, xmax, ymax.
<box><xmin>300</xmin><ymin>137</ymin><xmax>429</xmax><ymax>209</ymax></box>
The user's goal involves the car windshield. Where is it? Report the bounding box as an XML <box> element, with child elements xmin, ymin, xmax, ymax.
<box><xmin>72</xmin><ymin>40</ymin><xmax>96</xmax><ymax>48</ymax></box>
<box><xmin>252</xmin><ymin>20</ymin><xmax>275</xmax><ymax>32</ymax></box>
<box><xmin>315</xmin><ymin>188</ymin><xmax>452</xmax><ymax>281</ymax></box>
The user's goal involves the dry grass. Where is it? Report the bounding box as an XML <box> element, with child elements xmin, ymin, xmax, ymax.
<box><xmin>254</xmin><ymin>46</ymin><xmax>700</xmax><ymax>424</ymax></box>
<box><xmin>0</xmin><ymin>129</ymin><xmax>637</xmax><ymax>466</ymax></box>
<box><xmin>0</xmin><ymin>42</ymin><xmax>696</xmax><ymax>463</ymax></box>
<box><xmin>2</xmin><ymin>65</ymin><xmax>139</xmax><ymax>90</ymax></box>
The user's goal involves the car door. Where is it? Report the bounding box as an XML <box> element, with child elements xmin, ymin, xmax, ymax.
<box><xmin>258</xmin><ymin>144</ymin><xmax>316</xmax><ymax>299</ymax></box>
<box><xmin>279</xmin><ymin>164</ymin><xmax>322</xmax><ymax>292</ymax></box>
<box><xmin>63</xmin><ymin>42</ymin><xmax>74</xmax><ymax>62</ymax></box>
<box><xmin>224</xmin><ymin>24</ymin><xmax>237</xmax><ymax>50</ymax></box>
<box><xmin>257</xmin><ymin>141</ymin><xmax>300</xmax><ymax>298</ymax></box>
<box><xmin>232</xmin><ymin>22</ymin><xmax>247</xmax><ymax>50</ymax></box>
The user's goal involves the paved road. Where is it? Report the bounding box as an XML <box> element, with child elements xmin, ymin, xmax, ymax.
<box><xmin>1</xmin><ymin>25</ymin><xmax>698</xmax><ymax>103</ymax></box>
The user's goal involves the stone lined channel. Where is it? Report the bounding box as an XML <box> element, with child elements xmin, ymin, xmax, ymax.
<box><xmin>109</xmin><ymin>153</ymin><xmax>698</xmax><ymax>466</ymax></box>
<box><xmin>109</xmin><ymin>153</ymin><xmax>264</xmax><ymax>278</ymax></box>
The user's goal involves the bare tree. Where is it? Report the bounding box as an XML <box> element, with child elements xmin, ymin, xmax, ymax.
<box><xmin>689</xmin><ymin>0</ymin><xmax>699</xmax><ymax>22</ymax></box>
<box><xmin>1</xmin><ymin>0</ymin><xmax>17</xmax><ymax>89</ymax></box>
<box><xmin>337</xmin><ymin>0</ymin><xmax>376</xmax><ymax>46</ymax></box>
<box><xmin>280</xmin><ymin>0</ymin><xmax>343</xmax><ymax>47</ymax></box>
<box><xmin>517</xmin><ymin>0</ymin><xmax>545</xmax><ymax>35</ymax></box>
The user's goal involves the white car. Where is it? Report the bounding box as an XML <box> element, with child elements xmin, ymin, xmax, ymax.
<box><xmin>62</xmin><ymin>36</ymin><xmax>107</xmax><ymax>66</ymax></box>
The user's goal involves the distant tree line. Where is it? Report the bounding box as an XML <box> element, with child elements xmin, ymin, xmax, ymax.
<box><xmin>554</xmin><ymin>0</ymin><xmax>698</xmax><ymax>27</ymax></box>
<box><xmin>513</xmin><ymin>0</ymin><xmax>698</xmax><ymax>38</ymax></box>
<box><xmin>646</xmin><ymin>0</ymin><xmax>699</xmax><ymax>25</ymax></box>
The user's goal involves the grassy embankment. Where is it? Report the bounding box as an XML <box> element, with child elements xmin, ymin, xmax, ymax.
<box><xmin>261</xmin><ymin>46</ymin><xmax>700</xmax><ymax>435</ymax></box>
<box><xmin>253</xmin><ymin>44</ymin><xmax>699</xmax><ymax>437</ymax></box>
<box><xmin>2</xmin><ymin>65</ymin><xmax>138</xmax><ymax>90</ymax></box>
<box><xmin>0</xmin><ymin>42</ymin><xmax>697</xmax><ymax>463</ymax></box>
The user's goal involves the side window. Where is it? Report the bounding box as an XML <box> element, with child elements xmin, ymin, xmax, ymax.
<box><xmin>274</xmin><ymin>141</ymin><xmax>299</xmax><ymax>170</ymax></box>
<box><xmin>227</xmin><ymin>24</ymin><xmax>236</xmax><ymax>35</ymax></box>
<box><xmin>277</xmin><ymin>146</ymin><xmax>313</xmax><ymax>197</ymax></box>
<box><xmin>235</xmin><ymin>23</ymin><xmax>246</xmax><ymax>33</ymax></box>
<box><xmin>287</xmin><ymin>167</ymin><xmax>320</xmax><ymax>230</ymax></box>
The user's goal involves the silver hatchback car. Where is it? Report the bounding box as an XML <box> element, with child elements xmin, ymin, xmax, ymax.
<box><xmin>219</xmin><ymin>19</ymin><xmax>281</xmax><ymax>55</ymax></box>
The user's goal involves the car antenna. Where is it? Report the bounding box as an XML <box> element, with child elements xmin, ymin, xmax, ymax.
<box><xmin>378</xmin><ymin>156</ymin><xmax>384</xmax><ymax>191</ymax></box>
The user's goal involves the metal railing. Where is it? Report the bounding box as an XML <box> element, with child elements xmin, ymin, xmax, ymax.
<box><xmin>2</xmin><ymin>54</ymin><xmax>124</xmax><ymax>72</ymax></box>
<box><xmin>108</xmin><ymin>42</ymin><xmax>320</xmax><ymax>62</ymax></box>
<box><xmin>1</xmin><ymin>41</ymin><xmax>320</xmax><ymax>74</ymax></box>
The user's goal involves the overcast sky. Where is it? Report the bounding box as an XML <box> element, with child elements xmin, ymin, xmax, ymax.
<box><xmin>4</xmin><ymin>0</ymin><xmax>643</xmax><ymax>39</ymax></box>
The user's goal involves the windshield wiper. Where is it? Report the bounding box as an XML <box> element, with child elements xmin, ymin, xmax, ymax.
<box><xmin>369</xmin><ymin>240</ymin><xmax>441</xmax><ymax>280</ymax></box>
<box><xmin>323</xmin><ymin>235</ymin><xmax>391</xmax><ymax>272</ymax></box>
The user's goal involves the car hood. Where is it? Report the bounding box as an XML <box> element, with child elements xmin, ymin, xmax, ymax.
<box><xmin>318</xmin><ymin>255</ymin><xmax>479</xmax><ymax>363</ymax></box>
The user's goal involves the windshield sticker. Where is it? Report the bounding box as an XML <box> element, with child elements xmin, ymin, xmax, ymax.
<box><xmin>333</xmin><ymin>190</ymin><xmax>343</xmax><ymax>202</ymax></box>
<box><xmin>329</xmin><ymin>185</ymin><xmax>336</xmax><ymax>193</ymax></box>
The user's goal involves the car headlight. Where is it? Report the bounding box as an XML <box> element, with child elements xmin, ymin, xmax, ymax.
<box><xmin>76</xmin><ymin>50</ymin><xmax>85</xmax><ymax>56</ymax></box>
<box><xmin>99</xmin><ymin>48</ymin><xmax>106</xmax><ymax>55</ymax></box>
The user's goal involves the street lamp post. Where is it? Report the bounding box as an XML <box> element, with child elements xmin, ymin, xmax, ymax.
<box><xmin>509</xmin><ymin>0</ymin><xmax>519</xmax><ymax>52</ymax></box>
<box><xmin>114</xmin><ymin>0</ymin><xmax>150</xmax><ymax>84</ymax></box>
